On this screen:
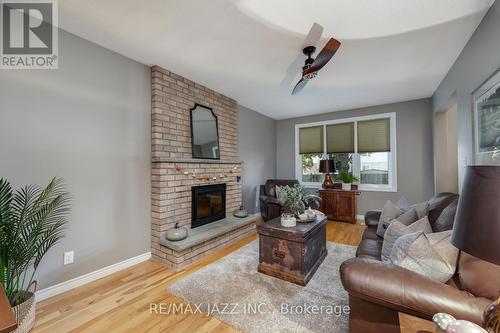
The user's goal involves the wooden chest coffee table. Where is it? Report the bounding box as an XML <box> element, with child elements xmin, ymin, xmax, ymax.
<box><xmin>257</xmin><ymin>216</ymin><xmax>327</xmax><ymax>286</ymax></box>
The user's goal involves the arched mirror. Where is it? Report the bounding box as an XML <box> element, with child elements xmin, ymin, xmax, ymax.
<box><xmin>190</xmin><ymin>104</ymin><xmax>220</xmax><ymax>159</ymax></box>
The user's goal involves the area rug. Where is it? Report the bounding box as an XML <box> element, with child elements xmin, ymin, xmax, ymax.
<box><xmin>168</xmin><ymin>240</ymin><xmax>356</xmax><ymax>333</ymax></box>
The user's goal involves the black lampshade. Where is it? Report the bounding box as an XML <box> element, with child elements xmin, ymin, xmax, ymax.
<box><xmin>319</xmin><ymin>159</ymin><xmax>336</xmax><ymax>173</ymax></box>
<box><xmin>451</xmin><ymin>166</ymin><xmax>500</xmax><ymax>266</ymax></box>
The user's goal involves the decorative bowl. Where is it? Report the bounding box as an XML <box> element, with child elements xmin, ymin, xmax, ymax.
<box><xmin>297</xmin><ymin>215</ymin><xmax>316</xmax><ymax>223</ymax></box>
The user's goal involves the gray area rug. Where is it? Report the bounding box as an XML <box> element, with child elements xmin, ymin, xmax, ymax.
<box><xmin>168</xmin><ymin>240</ymin><xmax>356</xmax><ymax>333</ymax></box>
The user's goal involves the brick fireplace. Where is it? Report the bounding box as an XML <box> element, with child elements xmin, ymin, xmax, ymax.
<box><xmin>150</xmin><ymin>66</ymin><xmax>258</xmax><ymax>269</ymax></box>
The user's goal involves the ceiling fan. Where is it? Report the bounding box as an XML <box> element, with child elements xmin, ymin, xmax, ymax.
<box><xmin>292</xmin><ymin>38</ymin><xmax>341</xmax><ymax>95</ymax></box>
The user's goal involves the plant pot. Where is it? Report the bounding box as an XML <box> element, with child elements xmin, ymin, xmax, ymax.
<box><xmin>280</xmin><ymin>215</ymin><xmax>296</xmax><ymax>227</ymax></box>
<box><xmin>12</xmin><ymin>291</ymin><xmax>36</xmax><ymax>333</ymax></box>
<box><xmin>342</xmin><ymin>183</ymin><xmax>351</xmax><ymax>191</ymax></box>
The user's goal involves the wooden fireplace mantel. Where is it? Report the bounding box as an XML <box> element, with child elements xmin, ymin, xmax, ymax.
<box><xmin>152</xmin><ymin>157</ymin><xmax>242</xmax><ymax>164</ymax></box>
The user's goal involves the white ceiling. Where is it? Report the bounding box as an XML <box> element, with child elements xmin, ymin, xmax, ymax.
<box><xmin>58</xmin><ymin>0</ymin><xmax>494</xmax><ymax>120</ymax></box>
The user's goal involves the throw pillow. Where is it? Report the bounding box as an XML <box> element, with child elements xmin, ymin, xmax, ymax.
<box><xmin>377</xmin><ymin>208</ymin><xmax>419</xmax><ymax>240</ymax></box>
<box><xmin>457</xmin><ymin>252</ymin><xmax>500</xmax><ymax>300</ymax></box>
<box><xmin>397</xmin><ymin>199</ymin><xmax>429</xmax><ymax>219</ymax></box>
<box><xmin>390</xmin><ymin>230</ymin><xmax>459</xmax><ymax>283</ymax></box>
<box><xmin>395</xmin><ymin>208</ymin><xmax>418</xmax><ymax>225</ymax></box>
<box><xmin>380</xmin><ymin>208</ymin><xmax>418</xmax><ymax>232</ymax></box>
<box><xmin>275</xmin><ymin>185</ymin><xmax>285</xmax><ymax>204</ymax></box>
<box><xmin>381</xmin><ymin>217</ymin><xmax>432</xmax><ymax>261</ymax></box>
<box><xmin>376</xmin><ymin>200</ymin><xmax>403</xmax><ymax>238</ymax></box>
<box><xmin>407</xmin><ymin>201</ymin><xmax>429</xmax><ymax>219</ymax></box>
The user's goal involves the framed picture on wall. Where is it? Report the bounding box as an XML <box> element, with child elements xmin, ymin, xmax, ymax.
<box><xmin>473</xmin><ymin>68</ymin><xmax>500</xmax><ymax>164</ymax></box>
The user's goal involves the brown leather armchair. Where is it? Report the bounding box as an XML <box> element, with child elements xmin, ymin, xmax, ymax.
<box><xmin>340</xmin><ymin>193</ymin><xmax>500</xmax><ymax>333</ymax></box>
<box><xmin>259</xmin><ymin>179</ymin><xmax>299</xmax><ymax>221</ymax></box>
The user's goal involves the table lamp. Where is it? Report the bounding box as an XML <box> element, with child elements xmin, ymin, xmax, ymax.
<box><xmin>319</xmin><ymin>159</ymin><xmax>336</xmax><ymax>188</ymax></box>
<box><xmin>451</xmin><ymin>166</ymin><xmax>500</xmax><ymax>333</ymax></box>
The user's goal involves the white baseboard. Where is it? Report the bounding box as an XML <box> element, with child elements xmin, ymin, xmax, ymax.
<box><xmin>35</xmin><ymin>252</ymin><xmax>151</xmax><ymax>302</ymax></box>
<box><xmin>356</xmin><ymin>214</ymin><xmax>365</xmax><ymax>221</ymax></box>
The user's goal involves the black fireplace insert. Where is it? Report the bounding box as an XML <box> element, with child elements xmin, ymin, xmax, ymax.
<box><xmin>191</xmin><ymin>184</ymin><xmax>226</xmax><ymax>228</ymax></box>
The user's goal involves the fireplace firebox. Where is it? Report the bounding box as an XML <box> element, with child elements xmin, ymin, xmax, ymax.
<box><xmin>191</xmin><ymin>184</ymin><xmax>226</xmax><ymax>228</ymax></box>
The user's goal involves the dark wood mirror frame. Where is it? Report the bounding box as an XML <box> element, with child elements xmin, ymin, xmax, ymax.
<box><xmin>190</xmin><ymin>103</ymin><xmax>220</xmax><ymax>160</ymax></box>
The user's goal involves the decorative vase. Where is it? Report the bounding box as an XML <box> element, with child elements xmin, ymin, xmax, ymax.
<box><xmin>445</xmin><ymin>320</ymin><xmax>487</xmax><ymax>333</ymax></box>
<box><xmin>165</xmin><ymin>223</ymin><xmax>188</xmax><ymax>241</ymax></box>
<box><xmin>433</xmin><ymin>313</ymin><xmax>488</xmax><ymax>333</ymax></box>
<box><xmin>484</xmin><ymin>297</ymin><xmax>500</xmax><ymax>333</ymax></box>
<box><xmin>342</xmin><ymin>183</ymin><xmax>351</xmax><ymax>191</ymax></box>
<box><xmin>12</xmin><ymin>291</ymin><xmax>36</xmax><ymax>333</ymax></box>
<box><xmin>433</xmin><ymin>313</ymin><xmax>456</xmax><ymax>333</ymax></box>
<box><xmin>233</xmin><ymin>206</ymin><xmax>248</xmax><ymax>218</ymax></box>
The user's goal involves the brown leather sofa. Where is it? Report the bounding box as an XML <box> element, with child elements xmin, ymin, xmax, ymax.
<box><xmin>259</xmin><ymin>179</ymin><xmax>299</xmax><ymax>221</ymax></box>
<box><xmin>340</xmin><ymin>192</ymin><xmax>500</xmax><ymax>333</ymax></box>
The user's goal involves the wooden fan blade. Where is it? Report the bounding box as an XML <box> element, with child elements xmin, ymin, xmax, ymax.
<box><xmin>304</xmin><ymin>38</ymin><xmax>341</xmax><ymax>75</ymax></box>
<box><xmin>292</xmin><ymin>78</ymin><xmax>308</xmax><ymax>95</ymax></box>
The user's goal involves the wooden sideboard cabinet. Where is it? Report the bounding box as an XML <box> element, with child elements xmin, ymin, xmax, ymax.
<box><xmin>318</xmin><ymin>189</ymin><xmax>358</xmax><ymax>224</ymax></box>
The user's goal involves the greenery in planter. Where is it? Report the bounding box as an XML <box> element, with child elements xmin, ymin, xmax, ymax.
<box><xmin>0</xmin><ymin>177</ymin><xmax>70</xmax><ymax>306</ymax></box>
<box><xmin>336</xmin><ymin>171</ymin><xmax>359</xmax><ymax>184</ymax></box>
<box><xmin>277</xmin><ymin>184</ymin><xmax>321</xmax><ymax>216</ymax></box>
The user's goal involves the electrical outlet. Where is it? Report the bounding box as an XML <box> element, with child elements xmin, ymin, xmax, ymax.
<box><xmin>63</xmin><ymin>251</ymin><xmax>74</xmax><ymax>265</ymax></box>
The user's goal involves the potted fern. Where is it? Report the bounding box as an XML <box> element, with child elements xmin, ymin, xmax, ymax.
<box><xmin>0</xmin><ymin>178</ymin><xmax>70</xmax><ymax>333</ymax></box>
<box><xmin>277</xmin><ymin>185</ymin><xmax>321</xmax><ymax>216</ymax></box>
<box><xmin>336</xmin><ymin>171</ymin><xmax>359</xmax><ymax>190</ymax></box>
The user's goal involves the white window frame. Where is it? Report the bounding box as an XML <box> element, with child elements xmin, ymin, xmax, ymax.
<box><xmin>295</xmin><ymin>112</ymin><xmax>397</xmax><ymax>192</ymax></box>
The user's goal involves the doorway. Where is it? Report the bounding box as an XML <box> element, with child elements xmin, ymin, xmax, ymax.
<box><xmin>434</xmin><ymin>103</ymin><xmax>459</xmax><ymax>193</ymax></box>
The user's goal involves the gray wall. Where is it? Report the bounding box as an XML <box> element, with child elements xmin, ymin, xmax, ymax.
<box><xmin>433</xmin><ymin>1</ymin><xmax>500</xmax><ymax>189</ymax></box>
<box><xmin>275</xmin><ymin>99</ymin><xmax>434</xmax><ymax>214</ymax></box>
<box><xmin>238</xmin><ymin>105</ymin><xmax>276</xmax><ymax>213</ymax></box>
<box><xmin>0</xmin><ymin>30</ymin><xmax>151</xmax><ymax>290</ymax></box>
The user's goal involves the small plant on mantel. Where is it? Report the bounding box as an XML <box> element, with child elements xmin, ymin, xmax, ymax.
<box><xmin>0</xmin><ymin>177</ymin><xmax>70</xmax><ymax>332</ymax></box>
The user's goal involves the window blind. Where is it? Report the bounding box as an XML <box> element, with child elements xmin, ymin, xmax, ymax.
<box><xmin>357</xmin><ymin>118</ymin><xmax>391</xmax><ymax>153</ymax></box>
<box><xmin>299</xmin><ymin>126</ymin><xmax>324</xmax><ymax>154</ymax></box>
<box><xmin>326</xmin><ymin>122</ymin><xmax>354</xmax><ymax>153</ymax></box>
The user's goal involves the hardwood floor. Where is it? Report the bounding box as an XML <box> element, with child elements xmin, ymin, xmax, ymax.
<box><xmin>326</xmin><ymin>220</ymin><xmax>365</xmax><ymax>246</ymax></box>
<box><xmin>32</xmin><ymin>220</ymin><xmax>427</xmax><ymax>333</ymax></box>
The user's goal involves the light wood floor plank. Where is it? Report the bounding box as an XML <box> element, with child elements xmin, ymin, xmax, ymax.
<box><xmin>33</xmin><ymin>220</ymin><xmax>369</xmax><ymax>333</ymax></box>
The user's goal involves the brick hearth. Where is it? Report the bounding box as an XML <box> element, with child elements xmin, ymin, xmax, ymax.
<box><xmin>150</xmin><ymin>66</ymin><xmax>256</xmax><ymax>269</ymax></box>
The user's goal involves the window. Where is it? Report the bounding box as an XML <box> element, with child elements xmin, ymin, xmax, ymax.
<box><xmin>360</xmin><ymin>152</ymin><xmax>390</xmax><ymax>186</ymax></box>
<box><xmin>298</xmin><ymin>126</ymin><xmax>324</xmax><ymax>183</ymax></box>
<box><xmin>300</xmin><ymin>153</ymin><xmax>322</xmax><ymax>183</ymax></box>
<box><xmin>330</xmin><ymin>153</ymin><xmax>353</xmax><ymax>174</ymax></box>
<box><xmin>295</xmin><ymin>113</ymin><xmax>397</xmax><ymax>192</ymax></box>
